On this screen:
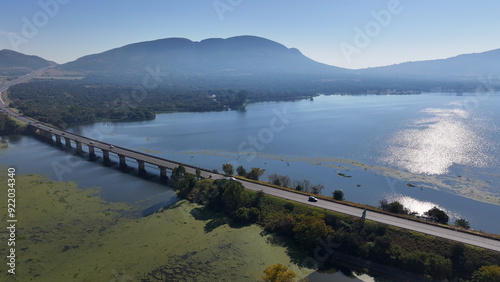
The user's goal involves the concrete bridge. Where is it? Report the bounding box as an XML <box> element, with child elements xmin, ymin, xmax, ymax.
<box><xmin>27</xmin><ymin>122</ymin><xmax>214</xmax><ymax>181</ymax></box>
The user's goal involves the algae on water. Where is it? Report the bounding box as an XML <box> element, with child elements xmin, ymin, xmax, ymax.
<box><xmin>0</xmin><ymin>174</ymin><xmax>314</xmax><ymax>281</ymax></box>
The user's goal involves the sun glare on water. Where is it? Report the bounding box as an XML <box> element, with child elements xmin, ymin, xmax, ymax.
<box><xmin>382</xmin><ymin>103</ymin><xmax>495</xmax><ymax>175</ymax></box>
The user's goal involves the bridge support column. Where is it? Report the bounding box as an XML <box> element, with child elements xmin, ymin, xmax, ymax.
<box><xmin>160</xmin><ymin>166</ymin><xmax>168</xmax><ymax>182</ymax></box>
<box><xmin>119</xmin><ymin>154</ymin><xmax>127</xmax><ymax>168</ymax></box>
<box><xmin>38</xmin><ymin>130</ymin><xmax>52</xmax><ymax>143</ymax></box>
<box><xmin>65</xmin><ymin>137</ymin><xmax>71</xmax><ymax>149</ymax></box>
<box><xmin>138</xmin><ymin>160</ymin><xmax>146</xmax><ymax>175</ymax></box>
<box><xmin>75</xmin><ymin>141</ymin><xmax>83</xmax><ymax>154</ymax></box>
<box><xmin>103</xmin><ymin>150</ymin><xmax>110</xmax><ymax>164</ymax></box>
<box><xmin>88</xmin><ymin>145</ymin><xmax>96</xmax><ymax>159</ymax></box>
<box><xmin>55</xmin><ymin>135</ymin><xmax>62</xmax><ymax>145</ymax></box>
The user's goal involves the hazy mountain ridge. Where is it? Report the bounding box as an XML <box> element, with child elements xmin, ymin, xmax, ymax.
<box><xmin>3</xmin><ymin>36</ymin><xmax>500</xmax><ymax>92</ymax></box>
<box><xmin>360</xmin><ymin>48</ymin><xmax>500</xmax><ymax>78</ymax></box>
<box><xmin>60</xmin><ymin>36</ymin><xmax>348</xmax><ymax>77</ymax></box>
<box><xmin>0</xmin><ymin>49</ymin><xmax>55</xmax><ymax>76</ymax></box>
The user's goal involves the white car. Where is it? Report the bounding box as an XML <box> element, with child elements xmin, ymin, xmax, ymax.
<box><xmin>229</xmin><ymin>177</ymin><xmax>236</xmax><ymax>181</ymax></box>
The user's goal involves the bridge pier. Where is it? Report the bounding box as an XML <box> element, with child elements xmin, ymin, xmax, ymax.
<box><xmin>88</xmin><ymin>145</ymin><xmax>96</xmax><ymax>159</ymax></box>
<box><xmin>75</xmin><ymin>141</ymin><xmax>83</xmax><ymax>154</ymax></box>
<box><xmin>55</xmin><ymin>135</ymin><xmax>62</xmax><ymax>146</ymax></box>
<box><xmin>160</xmin><ymin>166</ymin><xmax>168</xmax><ymax>182</ymax></box>
<box><xmin>138</xmin><ymin>160</ymin><xmax>146</xmax><ymax>175</ymax></box>
<box><xmin>37</xmin><ymin>129</ymin><xmax>53</xmax><ymax>143</ymax></box>
<box><xmin>103</xmin><ymin>150</ymin><xmax>110</xmax><ymax>164</ymax></box>
<box><xmin>119</xmin><ymin>154</ymin><xmax>127</xmax><ymax>169</ymax></box>
<box><xmin>64</xmin><ymin>137</ymin><xmax>72</xmax><ymax>149</ymax></box>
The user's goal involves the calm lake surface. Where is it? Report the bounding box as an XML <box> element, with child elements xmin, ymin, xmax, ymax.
<box><xmin>67</xmin><ymin>92</ymin><xmax>498</xmax><ymax>232</ymax></box>
<box><xmin>2</xmin><ymin>92</ymin><xmax>500</xmax><ymax>235</ymax></box>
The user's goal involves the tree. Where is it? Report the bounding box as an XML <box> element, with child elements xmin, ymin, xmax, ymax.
<box><xmin>332</xmin><ymin>190</ymin><xmax>344</xmax><ymax>201</ymax></box>
<box><xmin>425</xmin><ymin>254</ymin><xmax>452</xmax><ymax>280</ymax></box>
<box><xmin>268</xmin><ymin>174</ymin><xmax>281</xmax><ymax>186</ymax></box>
<box><xmin>379</xmin><ymin>200</ymin><xmax>409</xmax><ymax>215</ymax></box>
<box><xmin>454</xmin><ymin>218</ymin><xmax>470</xmax><ymax>229</ymax></box>
<box><xmin>472</xmin><ymin>265</ymin><xmax>500</xmax><ymax>282</ymax></box>
<box><xmin>0</xmin><ymin>113</ymin><xmax>21</xmax><ymax>134</ymax></box>
<box><xmin>171</xmin><ymin>165</ymin><xmax>186</xmax><ymax>188</ymax></box>
<box><xmin>268</xmin><ymin>174</ymin><xmax>291</xmax><ymax>188</ymax></box>
<box><xmin>293</xmin><ymin>212</ymin><xmax>333</xmax><ymax>248</ymax></box>
<box><xmin>425</xmin><ymin>207</ymin><xmax>449</xmax><ymax>224</ymax></box>
<box><xmin>450</xmin><ymin>243</ymin><xmax>466</xmax><ymax>277</ymax></box>
<box><xmin>311</xmin><ymin>184</ymin><xmax>324</xmax><ymax>195</ymax></box>
<box><xmin>234</xmin><ymin>207</ymin><xmax>260</xmax><ymax>223</ymax></box>
<box><xmin>261</xmin><ymin>263</ymin><xmax>296</xmax><ymax>282</ymax></box>
<box><xmin>195</xmin><ymin>168</ymin><xmax>201</xmax><ymax>180</ymax></box>
<box><xmin>378</xmin><ymin>199</ymin><xmax>389</xmax><ymax>210</ymax></box>
<box><xmin>222</xmin><ymin>163</ymin><xmax>234</xmax><ymax>175</ymax></box>
<box><xmin>221</xmin><ymin>182</ymin><xmax>248</xmax><ymax>211</ymax></box>
<box><xmin>236</xmin><ymin>165</ymin><xmax>247</xmax><ymax>177</ymax></box>
<box><xmin>293</xmin><ymin>179</ymin><xmax>311</xmax><ymax>192</ymax></box>
<box><xmin>387</xmin><ymin>201</ymin><xmax>409</xmax><ymax>215</ymax></box>
<box><xmin>247</xmin><ymin>167</ymin><xmax>265</xmax><ymax>181</ymax></box>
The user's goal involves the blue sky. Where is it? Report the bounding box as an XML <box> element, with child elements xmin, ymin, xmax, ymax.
<box><xmin>1</xmin><ymin>0</ymin><xmax>499</xmax><ymax>69</ymax></box>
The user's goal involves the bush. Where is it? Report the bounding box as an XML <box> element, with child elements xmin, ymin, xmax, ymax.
<box><xmin>264</xmin><ymin>213</ymin><xmax>295</xmax><ymax>236</ymax></box>
<box><xmin>293</xmin><ymin>213</ymin><xmax>333</xmax><ymax>248</ymax></box>
<box><xmin>454</xmin><ymin>218</ymin><xmax>470</xmax><ymax>229</ymax></box>
<box><xmin>379</xmin><ymin>200</ymin><xmax>409</xmax><ymax>215</ymax></box>
<box><xmin>425</xmin><ymin>207</ymin><xmax>449</xmax><ymax>224</ymax></box>
<box><xmin>236</xmin><ymin>165</ymin><xmax>247</xmax><ymax>177</ymax></box>
<box><xmin>234</xmin><ymin>207</ymin><xmax>260</xmax><ymax>223</ymax></box>
<box><xmin>472</xmin><ymin>265</ymin><xmax>500</xmax><ymax>282</ymax></box>
<box><xmin>332</xmin><ymin>190</ymin><xmax>344</xmax><ymax>201</ymax></box>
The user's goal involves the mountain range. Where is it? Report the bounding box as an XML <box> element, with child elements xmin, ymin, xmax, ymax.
<box><xmin>59</xmin><ymin>36</ymin><xmax>348</xmax><ymax>78</ymax></box>
<box><xmin>0</xmin><ymin>49</ymin><xmax>54</xmax><ymax>76</ymax></box>
<box><xmin>2</xmin><ymin>36</ymin><xmax>500</xmax><ymax>92</ymax></box>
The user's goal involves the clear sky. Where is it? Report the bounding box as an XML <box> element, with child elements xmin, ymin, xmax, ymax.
<box><xmin>1</xmin><ymin>0</ymin><xmax>499</xmax><ymax>69</ymax></box>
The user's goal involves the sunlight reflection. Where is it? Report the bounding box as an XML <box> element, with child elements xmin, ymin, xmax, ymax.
<box><xmin>382</xmin><ymin>104</ymin><xmax>493</xmax><ymax>175</ymax></box>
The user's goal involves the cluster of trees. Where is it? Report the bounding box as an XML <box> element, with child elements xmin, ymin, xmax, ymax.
<box><xmin>0</xmin><ymin>113</ymin><xmax>23</xmax><ymax>134</ymax></box>
<box><xmin>175</xmin><ymin>166</ymin><xmax>263</xmax><ymax>224</ymax></box>
<box><xmin>379</xmin><ymin>200</ymin><xmax>471</xmax><ymax>228</ymax></box>
<box><xmin>222</xmin><ymin>164</ymin><xmax>267</xmax><ymax>181</ymax></box>
<box><xmin>8</xmin><ymin>80</ymin><xmax>248</xmax><ymax>129</ymax></box>
<box><xmin>221</xmin><ymin>165</ymin><xmax>327</xmax><ymax>195</ymax></box>
<box><xmin>378</xmin><ymin>199</ymin><xmax>412</xmax><ymax>215</ymax></box>
<box><xmin>266</xmin><ymin>173</ymin><xmax>325</xmax><ymax>195</ymax></box>
<box><xmin>170</xmin><ymin>165</ymin><xmax>499</xmax><ymax>280</ymax></box>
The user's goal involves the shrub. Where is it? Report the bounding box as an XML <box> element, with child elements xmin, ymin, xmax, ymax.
<box><xmin>332</xmin><ymin>190</ymin><xmax>344</xmax><ymax>201</ymax></box>
<box><xmin>236</xmin><ymin>165</ymin><xmax>247</xmax><ymax>177</ymax></box>
<box><xmin>454</xmin><ymin>218</ymin><xmax>470</xmax><ymax>229</ymax></box>
<box><xmin>425</xmin><ymin>207</ymin><xmax>449</xmax><ymax>224</ymax></box>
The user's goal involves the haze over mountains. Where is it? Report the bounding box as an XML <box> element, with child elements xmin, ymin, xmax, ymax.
<box><xmin>361</xmin><ymin>48</ymin><xmax>500</xmax><ymax>79</ymax></box>
<box><xmin>2</xmin><ymin>35</ymin><xmax>500</xmax><ymax>92</ymax></box>
<box><xmin>60</xmin><ymin>36</ymin><xmax>347</xmax><ymax>77</ymax></box>
<box><xmin>0</xmin><ymin>49</ymin><xmax>54</xmax><ymax>76</ymax></box>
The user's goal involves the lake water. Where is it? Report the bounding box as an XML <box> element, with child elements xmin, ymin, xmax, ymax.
<box><xmin>65</xmin><ymin>92</ymin><xmax>500</xmax><ymax>233</ymax></box>
<box><xmin>2</xmin><ymin>92</ymin><xmax>499</xmax><ymax>235</ymax></box>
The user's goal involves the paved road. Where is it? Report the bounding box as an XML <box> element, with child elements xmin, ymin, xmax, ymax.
<box><xmin>236</xmin><ymin>178</ymin><xmax>500</xmax><ymax>252</ymax></box>
<box><xmin>1</xmin><ymin>71</ymin><xmax>499</xmax><ymax>253</ymax></box>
